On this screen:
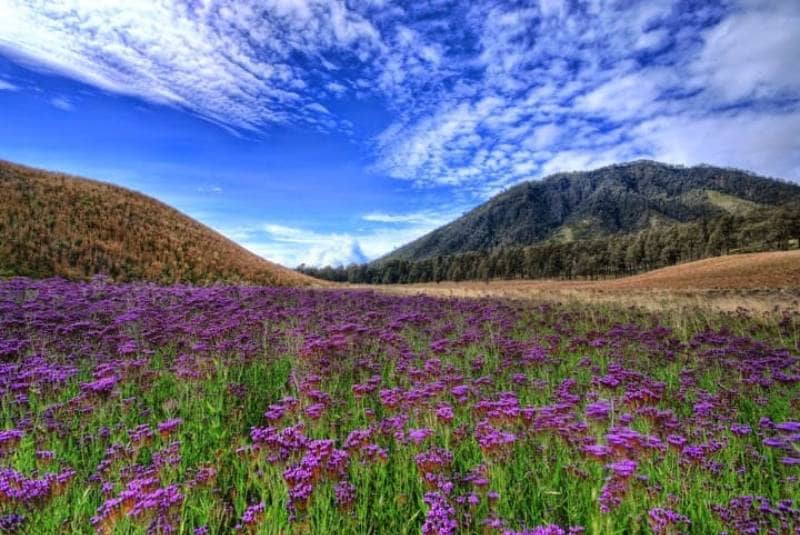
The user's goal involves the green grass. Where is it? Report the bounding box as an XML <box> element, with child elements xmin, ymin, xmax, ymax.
<box><xmin>1</xmin><ymin>298</ymin><xmax>799</xmax><ymax>534</ymax></box>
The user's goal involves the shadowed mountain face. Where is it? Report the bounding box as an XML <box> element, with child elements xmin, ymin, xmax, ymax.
<box><xmin>0</xmin><ymin>161</ymin><xmax>316</xmax><ymax>286</ymax></box>
<box><xmin>378</xmin><ymin>161</ymin><xmax>800</xmax><ymax>263</ymax></box>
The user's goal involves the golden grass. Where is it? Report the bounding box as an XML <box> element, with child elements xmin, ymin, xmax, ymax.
<box><xmin>0</xmin><ymin>160</ymin><xmax>320</xmax><ymax>287</ymax></box>
<box><xmin>368</xmin><ymin>251</ymin><xmax>800</xmax><ymax>314</ymax></box>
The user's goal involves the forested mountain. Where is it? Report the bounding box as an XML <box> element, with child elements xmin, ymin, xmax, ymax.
<box><xmin>378</xmin><ymin>160</ymin><xmax>800</xmax><ymax>263</ymax></box>
<box><xmin>0</xmin><ymin>161</ymin><xmax>316</xmax><ymax>286</ymax></box>
<box><xmin>299</xmin><ymin>202</ymin><xmax>800</xmax><ymax>284</ymax></box>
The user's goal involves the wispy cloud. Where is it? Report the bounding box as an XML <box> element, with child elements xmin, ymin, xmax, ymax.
<box><xmin>49</xmin><ymin>96</ymin><xmax>73</xmax><ymax>111</ymax></box>
<box><xmin>196</xmin><ymin>186</ymin><xmax>223</xmax><ymax>194</ymax></box>
<box><xmin>0</xmin><ymin>0</ymin><xmax>381</xmax><ymax>130</ymax></box>
<box><xmin>361</xmin><ymin>210</ymin><xmax>450</xmax><ymax>225</ymax></box>
<box><xmin>0</xmin><ymin>78</ymin><xmax>17</xmax><ymax>91</ymax></box>
<box><xmin>374</xmin><ymin>0</ymin><xmax>800</xmax><ymax>188</ymax></box>
<box><xmin>693</xmin><ymin>0</ymin><xmax>800</xmax><ymax>103</ymax></box>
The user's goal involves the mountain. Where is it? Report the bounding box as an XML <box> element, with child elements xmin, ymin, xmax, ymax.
<box><xmin>0</xmin><ymin>161</ymin><xmax>316</xmax><ymax>286</ymax></box>
<box><xmin>378</xmin><ymin>160</ymin><xmax>800</xmax><ymax>263</ymax></box>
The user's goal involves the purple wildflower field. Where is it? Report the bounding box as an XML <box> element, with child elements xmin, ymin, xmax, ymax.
<box><xmin>0</xmin><ymin>276</ymin><xmax>798</xmax><ymax>533</ymax></box>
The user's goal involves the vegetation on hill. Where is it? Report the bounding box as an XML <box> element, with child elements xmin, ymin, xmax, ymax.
<box><xmin>0</xmin><ymin>161</ymin><xmax>315</xmax><ymax>286</ymax></box>
<box><xmin>377</xmin><ymin>160</ymin><xmax>800</xmax><ymax>264</ymax></box>
<box><xmin>298</xmin><ymin>203</ymin><xmax>800</xmax><ymax>284</ymax></box>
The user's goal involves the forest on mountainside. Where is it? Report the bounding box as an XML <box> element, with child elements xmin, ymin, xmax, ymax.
<box><xmin>379</xmin><ymin>161</ymin><xmax>800</xmax><ymax>264</ymax></box>
<box><xmin>298</xmin><ymin>204</ymin><xmax>800</xmax><ymax>284</ymax></box>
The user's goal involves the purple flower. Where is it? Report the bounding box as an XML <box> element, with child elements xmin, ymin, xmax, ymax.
<box><xmin>503</xmin><ymin>526</ymin><xmax>567</xmax><ymax>535</ymax></box>
<box><xmin>157</xmin><ymin>418</ymin><xmax>183</xmax><ymax>437</ymax></box>
<box><xmin>0</xmin><ymin>513</ymin><xmax>25</xmax><ymax>533</ymax></box>
<box><xmin>117</xmin><ymin>339</ymin><xmax>138</xmax><ymax>354</ymax></box>
<box><xmin>416</xmin><ymin>448</ymin><xmax>453</xmax><ymax>476</ymax></box>
<box><xmin>435</xmin><ymin>405</ymin><xmax>454</xmax><ymax>423</ymax></box>
<box><xmin>585</xmin><ymin>401</ymin><xmax>611</xmax><ymax>421</ymax></box>
<box><xmin>334</xmin><ymin>481</ymin><xmax>356</xmax><ymax>509</ymax></box>
<box><xmin>474</xmin><ymin>420</ymin><xmax>516</xmax><ymax>456</ymax></box>
<box><xmin>730</xmin><ymin>423</ymin><xmax>752</xmax><ymax>436</ymax></box>
<box><xmin>667</xmin><ymin>435</ymin><xmax>687</xmax><ymax>449</ymax></box>
<box><xmin>304</xmin><ymin>403</ymin><xmax>326</xmax><ymax>419</ymax></box>
<box><xmin>648</xmin><ymin>508</ymin><xmax>690</xmax><ymax>533</ymax></box>
<box><xmin>80</xmin><ymin>375</ymin><xmax>119</xmax><ymax>395</ymax></box>
<box><xmin>408</xmin><ymin>428</ymin><xmax>433</xmax><ymax>445</ymax></box>
<box><xmin>607</xmin><ymin>459</ymin><xmax>637</xmax><ymax>479</ymax></box>
<box><xmin>422</xmin><ymin>492</ymin><xmax>457</xmax><ymax>535</ymax></box>
<box><xmin>599</xmin><ymin>477</ymin><xmax>628</xmax><ymax>512</ymax></box>
<box><xmin>763</xmin><ymin>437</ymin><xmax>786</xmax><ymax>448</ymax></box>
<box><xmin>240</xmin><ymin>503</ymin><xmax>265</xmax><ymax>526</ymax></box>
<box><xmin>582</xmin><ymin>444</ymin><xmax>611</xmax><ymax>460</ymax></box>
<box><xmin>0</xmin><ymin>429</ymin><xmax>23</xmax><ymax>455</ymax></box>
<box><xmin>776</xmin><ymin>421</ymin><xmax>800</xmax><ymax>433</ymax></box>
<box><xmin>129</xmin><ymin>424</ymin><xmax>154</xmax><ymax>445</ymax></box>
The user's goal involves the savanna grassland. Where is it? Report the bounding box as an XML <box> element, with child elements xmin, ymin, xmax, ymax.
<box><xmin>0</xmin><ymin>277</ymin><xmax>799</xmax><ymax>534</ymax></box>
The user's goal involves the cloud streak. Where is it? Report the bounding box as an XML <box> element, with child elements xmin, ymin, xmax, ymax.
<box><xmin>49</xmin><ymin>96</ymin><xmax>73</xmax><ymax>111</ymax></box>
<box><xmin>0</xmin><ymin>0</ymin><xmax>381</xmax><ymax>130</ymax></box>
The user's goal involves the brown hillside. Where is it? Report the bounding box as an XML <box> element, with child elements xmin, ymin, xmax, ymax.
<box><xmin>386</xmin><ymin>250</ymin><xmax>800</xmax><ymax>294</ymax></box>
<box><xmin>0</xmin><ymin>160</ymin><xmax>317</xmax><ymax>286</ymax></box>
<box><xmin>376</xmin><ymin>251</ymin><xmax>800</xmax><ymax>312</ymax></box>
<box><xmin>599</xmin><ymin>250</ymin><xmax>800</xmax><ymax>290</ymax></box>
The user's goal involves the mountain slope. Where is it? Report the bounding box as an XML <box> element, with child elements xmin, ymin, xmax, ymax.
<box><xmin>0</xmin><ymin>161</ymin><xmax>316</xmax><ymax>286</ymax></box>
<box><xmin>379</xmin><ymin>160</ymin><xmax>800</xmax><ymax>263</ymax></box>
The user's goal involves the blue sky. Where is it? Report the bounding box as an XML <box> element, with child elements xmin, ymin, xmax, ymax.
<box><xmin>1</xmin><ymin>0</ymin><xmax>799</xmax><ymax>267</ymax></box>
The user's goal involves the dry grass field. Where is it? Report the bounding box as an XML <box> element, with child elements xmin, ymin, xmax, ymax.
<box><xmin>0</xmin><ymin>161</ymin><xmax>318</xmax><ymax>286</ymax></box>
<box><xmin>372</xmin><ymin>250</ymin><xmax>800</xmax><ymax>314</ymax></box>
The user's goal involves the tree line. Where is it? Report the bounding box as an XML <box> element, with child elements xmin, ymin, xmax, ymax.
<box><xmin>297</xmin><ymin>205</ymin><xmax>800</xmax><ymax>284</ymax></box>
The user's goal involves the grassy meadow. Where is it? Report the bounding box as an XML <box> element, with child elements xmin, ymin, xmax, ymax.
<box><xmin>0</xmin><ymin>276</ymin><xmax>798</xmax><ymax>534</ymax></box>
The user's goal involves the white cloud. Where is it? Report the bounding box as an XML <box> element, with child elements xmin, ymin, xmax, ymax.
<box><xmin>219</xmin><ymin>205</ymin><xmax>465</xmax><ymax>267</ymax></box>
<box><xmin>632</xmin><ymin>110</ymin><xmax>800</xmax><ymax>180</ymax></box>
<box><xmin>50</xmin><ymin>96</ymin><xmax>74</xmax><ymax>111</ymax></box>
<box><xmin>0</xmin><ymin>79</ymin><xmax>17</xmax><ymax>91</ymax></box>
<box><xmin>573</xmin><ymin>69</ymin><xmax>675</xmax><ymax>121</ymax></box>
<box><xmin>306</xmin><ymin>102</ymin><xmax>330</xmax><ymax>114</ymax></box>
<box><xmin>361</xmin><ymin>210</ymin><xmax>450</xmax><ymax>225</ymax></box>
<box><xmin>522</xmin><ymin>123</ymin><xmax>561</xmax><ymax>151</ymax></box>
<box><xmin>325</xmin><ymin>81</ymin><xmax>347</xmax><ymax>95</ymax></box>
<box><xmin>539</xmin><ymin>147</ymin><xmax>636</xmax><ymax>177</ymax></box>
<box><xmin>305</xmin><ymin>240</ymin><xmax>368</xmax><ymax>267</ymax></box>
<box><xmin>259</xmin><ymin>224</ymin><xmax>369</xmax><ymax>267</ymax></box>
<box><xmin>0</xmin><ymin>0</ymin><xmax>381</xmax><ymax>130</ymax></box>
<box><xmin>692</xmin><ymin>0</ymin><xmax>800</xmax><ymax>103</ymax></box>
<box><xmin>196</xmin><ymin>186</ymin><xmax>223</xmax><ymax>194</ymax></box>
<box><xmin>635</xmin><ymin>28</ymin><xmax>670</xmax><ymax>51</ymax></box>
